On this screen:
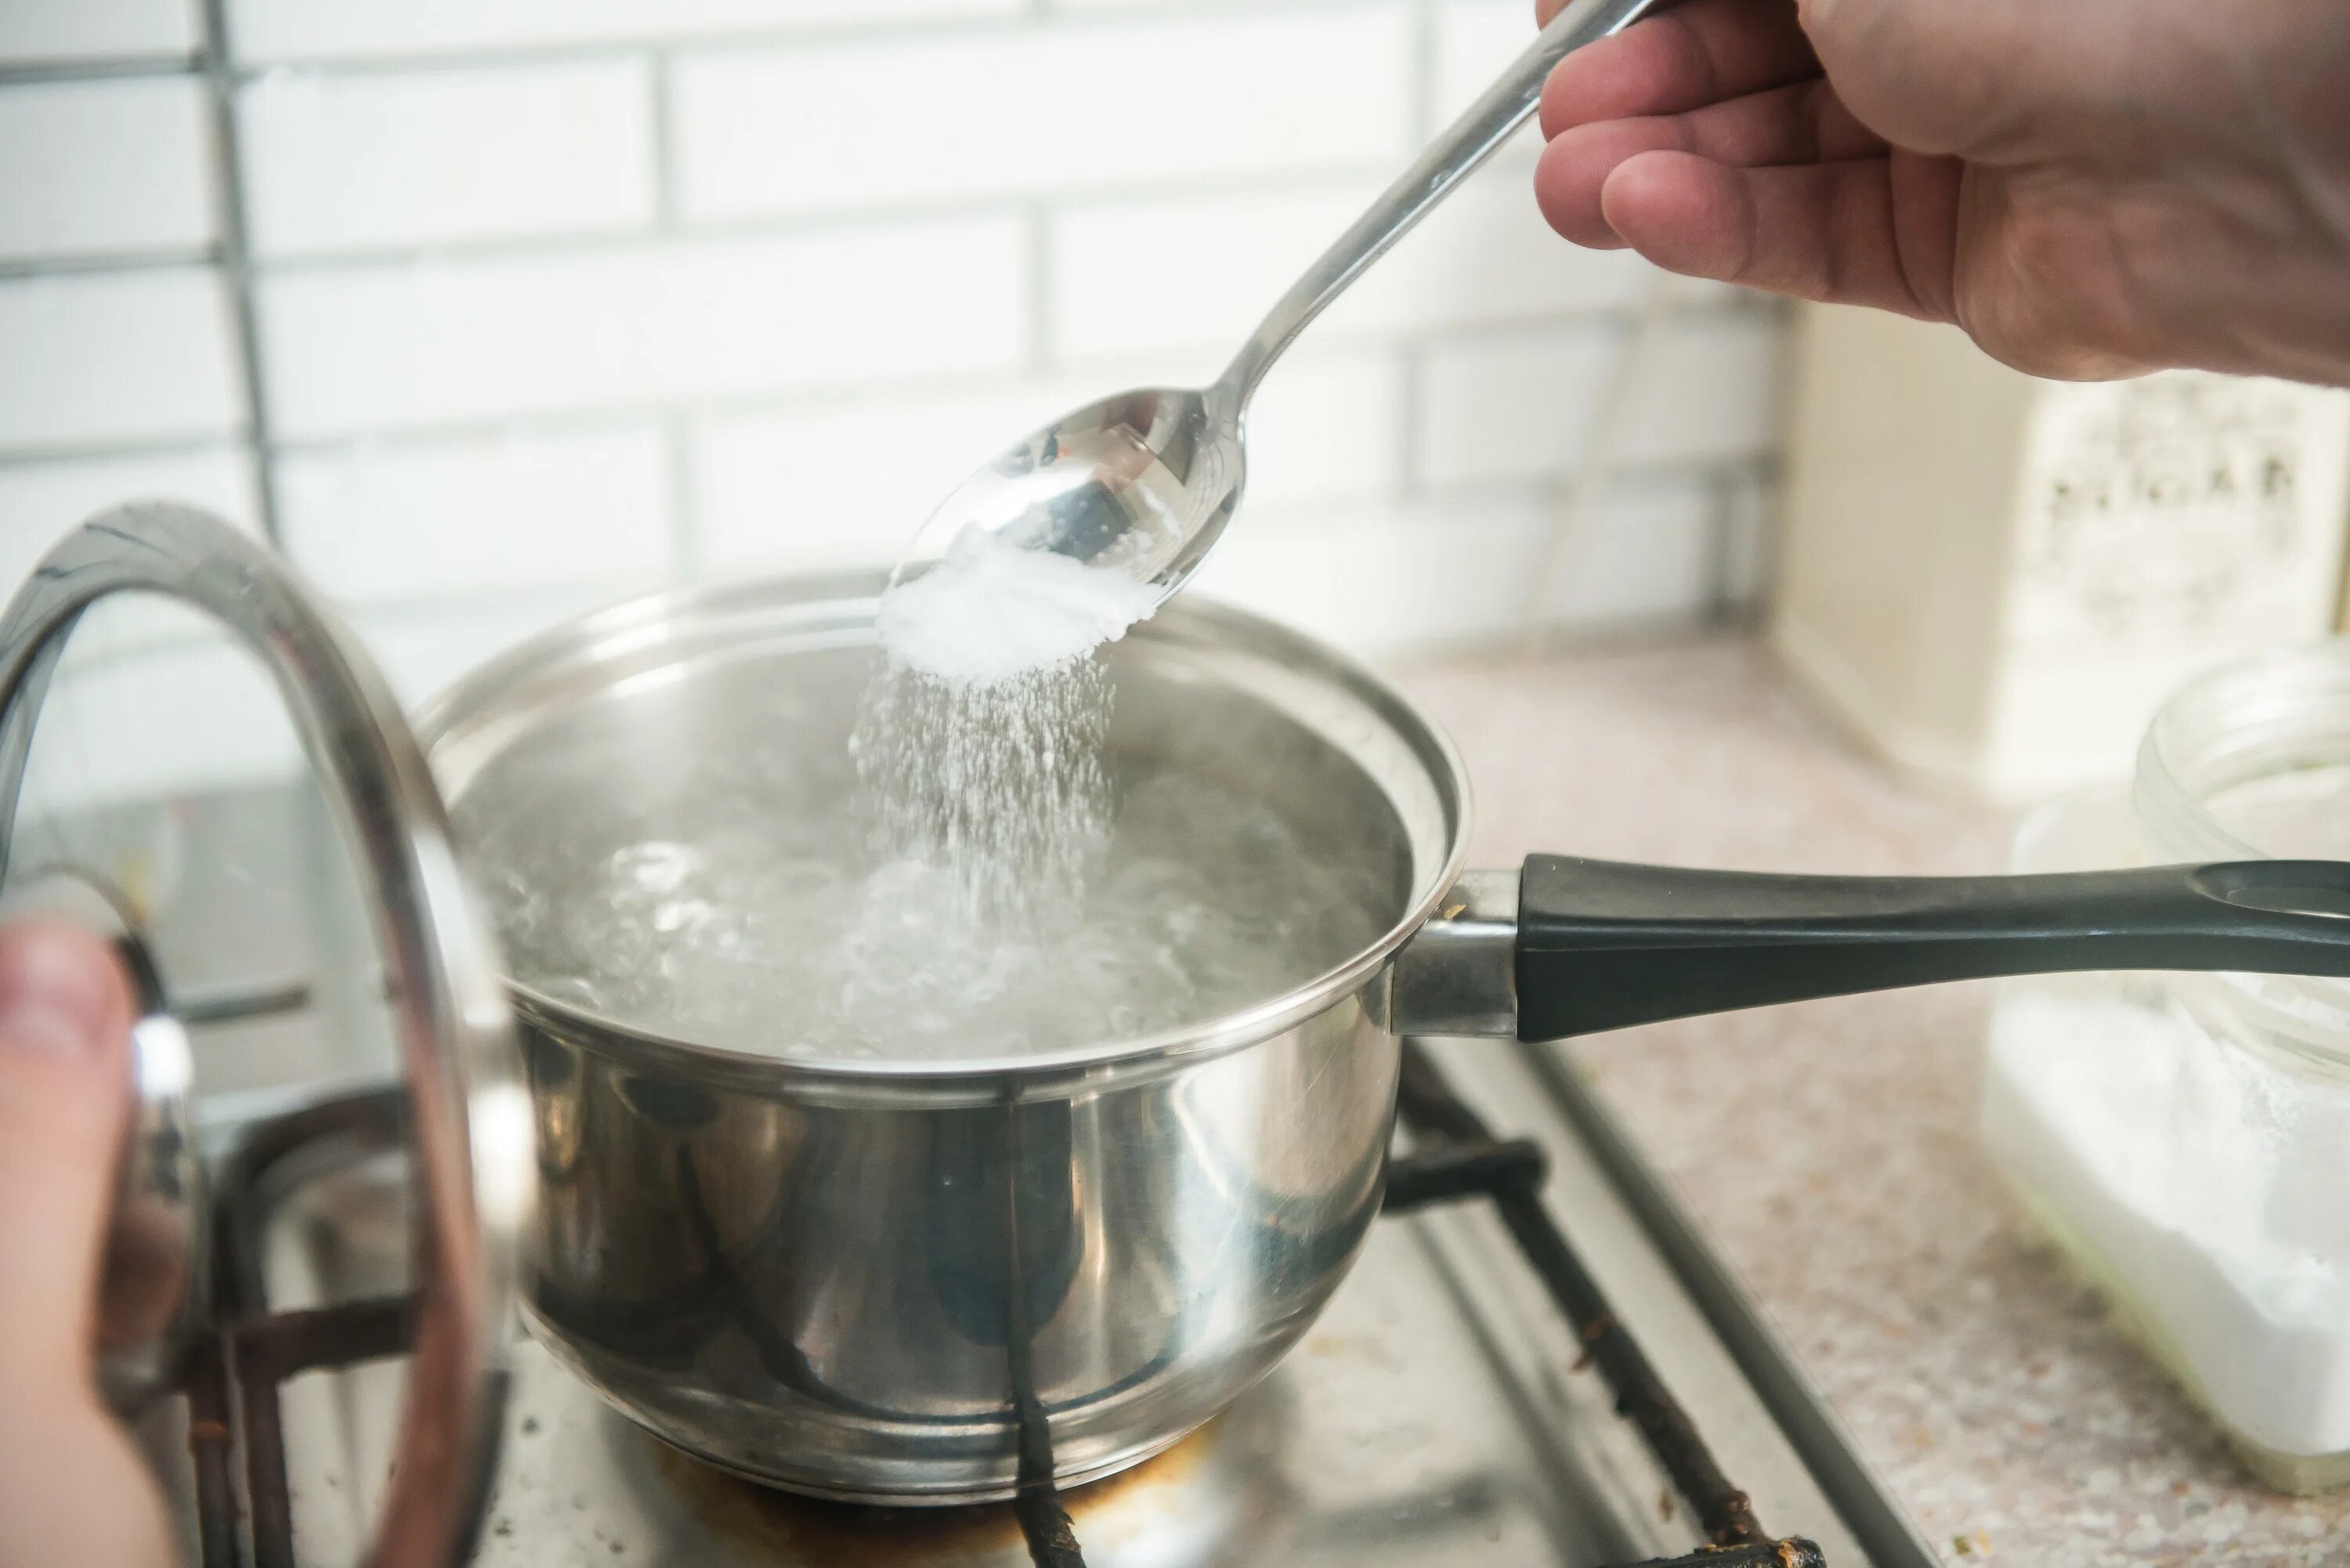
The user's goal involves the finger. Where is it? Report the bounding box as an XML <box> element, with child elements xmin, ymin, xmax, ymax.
<box><xmin>0</xmin><ymin>924</ymin><xmax>172</xmax><ymax>1568</ymax></box>
<box><xmin>0</xmin><ymin>919</ymin><xmax>136</xmax><ymax>1393</ymax></box>
<box><xmin>1539</xmin><ymin>0</ymin><xmax>1816</xmax><ymax>140</ymax></box>
<box><xmin>0</xmin><ymin>1399</ymin><xmax>172</xmax><ymax>1568</ymax></box>
<box><xmin>1535</xmin><ymin>79</ymin><xmax>1888</xmax><ymax>245</ymax></box>
<box><xmin>1597</xmin><ymin>147</ymin><xmax>1961</xmax><ymax>319</ymax></box>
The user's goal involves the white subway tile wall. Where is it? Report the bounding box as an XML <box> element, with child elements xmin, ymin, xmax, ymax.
<box><xmin>671</xmin><ymin>9</ymin><xmax>1415</xmax><ymax>219</ymax></box>
<box><xmin>1</xmin><ymin>0</ymin><xmax>1784</xmax><ymax>799</ymax></box>
<box><xmin>1419</xmin><ymin>308</ymin><xmax>1782</xmax><ymax>485</ymax></box>
<box><xmin>1049</xmin><ymin>173</ymin><xmax>1652</xmax><ymax>362</ymax></box>
<box><xmin>1191</xmin><ymin>471</ymin><xmax>1727</xmax><ymax>651</ymax></box>
<box><xmin>0</xmin><ymin>0</ymin><xmax>197</xmax><ymax>67</ymax></box>
<box><xmin>0</xmin><ymin>268</ymin><xmax>243</xmax><ymax>450</ymax></box>
<box><xmin>1433</xmin><ymin>0</ymin><xmax>1537</xmax><ymax>123</ymax></box>
<box><xmin>275</xmin><ymin>425</ymin><xmax>673</xmax><ymax>598</ymax></box>
<box><xmin>0</xmin><ymin>78</ymin><xmax>215</xmax><ymax>261</ymax></box>
<box><xmin>226</xmin><ymin>0</ymin><xmax>1018</xmax><ymax>66</ymax></box>
<box><xmin>259</xmin><ymin>219</ymin><xmax>1028</xmax><ymax>436</ymax></box>
<box><xmin>237</xmin><ymin>61</ymin><xmax>657</xmax><ymax>256</ymax></box>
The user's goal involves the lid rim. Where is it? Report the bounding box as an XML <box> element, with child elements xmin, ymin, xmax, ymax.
<box><xmin>0</xmin><ymin>501</ymin><xmax>530</xmax><ymax>1568</ymax></box>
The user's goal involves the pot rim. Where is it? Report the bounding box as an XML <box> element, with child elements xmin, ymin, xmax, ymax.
<box><xmin>417</xmin><ymin>567</ymin><xmax>1474</xmax><ymax>1093</ymax></box>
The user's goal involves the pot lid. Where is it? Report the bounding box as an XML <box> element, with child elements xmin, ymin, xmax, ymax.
<box><xmin>0</xmin><ymin>502</ymin><xmax>532</xmax><ymax>1568</ymax></box>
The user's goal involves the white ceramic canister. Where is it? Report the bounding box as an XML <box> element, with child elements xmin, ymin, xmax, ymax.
<box><xmin>1983</xmin><ymin>642</ymin><xmax>2350</xmax><ymax>1491</ymax></box>
<box><xmin>1774</xmin><ymin>305</ymin><xmax>2350</xmax><ymax>800</ymax></box>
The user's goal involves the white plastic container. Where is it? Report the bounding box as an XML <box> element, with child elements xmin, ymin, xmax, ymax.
<box><xmin>1983</xmin><ymin>644</ymin><xmax>2350</xmax><ymax>1491</ymax></box>
<box><xmin>1773</xmin><ymin>305</ymin><xmax>2350</xmax><ymax>800</ymax></box>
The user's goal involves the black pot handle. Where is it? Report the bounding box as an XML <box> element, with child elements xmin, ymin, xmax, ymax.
<box><xmin>1516</xmin><ymin>854</ymin><xmax>2350</xmax><ymax>1042</ymax></box>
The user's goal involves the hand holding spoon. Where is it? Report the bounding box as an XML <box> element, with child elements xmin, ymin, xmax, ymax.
<box><xmin>892</xmin><ymin>0</ymin><xmax>1672</xmax><ymax>603</ymax></box>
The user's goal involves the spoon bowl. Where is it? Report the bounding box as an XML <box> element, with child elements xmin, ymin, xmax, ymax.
<box><xmin>892</xmin><ymin>386</ymin><xmax>1244</xmax><ymax>602</ymax></box>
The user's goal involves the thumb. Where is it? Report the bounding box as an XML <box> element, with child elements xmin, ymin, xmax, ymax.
<box><xmin>0</xmin><ymin>919</ymin><xmax>138</xmax><ymax>1384</ymax></box>
<box><xmin>0</xmin><ymin>919</ymin><xmax>172</xmax><ymax>1568</ymax></box>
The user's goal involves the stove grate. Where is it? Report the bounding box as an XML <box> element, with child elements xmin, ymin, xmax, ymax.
<box><xmin>174</xmin><ymin>1046</ymin><xmax>1828</xmax><ymax>1568</ymax></box>
<box><xmin>1383</xmin><ymin>1042</ymin><xmax>1825</xmax><ymax>1568</ymax></box>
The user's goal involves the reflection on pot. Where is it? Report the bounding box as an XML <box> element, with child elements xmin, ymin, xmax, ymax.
<box><xmin>519</xmin><ymin>996</ymin><xmax>1398</xmax><ymax>1501</ymax></box>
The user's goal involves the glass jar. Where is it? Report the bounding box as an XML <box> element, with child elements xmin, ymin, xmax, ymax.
<box><xmin>1983</xmin><ymin>641</ymin><xmax>2350</xmax><ymax>1494</ymax></box>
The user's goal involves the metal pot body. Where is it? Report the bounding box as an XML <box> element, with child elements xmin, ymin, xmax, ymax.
<box><xmin>514</xmin><ymin>982</ymin><xmax>1399</xmax><ymax>1501</ymax></box>
<box><xmin>420</xmin><ymin>571</ymin><xmax>1472</xmax><ymax>1503</ymax></box>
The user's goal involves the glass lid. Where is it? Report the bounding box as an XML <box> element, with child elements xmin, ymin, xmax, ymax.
<box><xmin>0</xmin><ymin>503</ymin><xmax>532</xmax><ymax>1568</ymax></box>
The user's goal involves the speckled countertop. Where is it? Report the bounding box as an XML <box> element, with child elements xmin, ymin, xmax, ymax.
<box><xmin>1392</xmin><ymin>634</ymin><xmax>2350</xmax><ymax>1568</ymax></box>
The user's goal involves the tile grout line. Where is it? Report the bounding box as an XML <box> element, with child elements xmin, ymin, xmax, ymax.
<box><xmin>1394</xmin><ymin>0</ymin><xmax>1437</xmax><ymax>507</ymax></box>
<box><xmin>0</xmin><ymin>432</ymin><xmax>254</xmax><ymax>469</ymax></box>
<box><xmin>649</xmin><ymin>48</ymin><xmax>699</xmax><ymax>578</ymax></box>
<box><xmin>1410</xmin><ymin>0</ymin><xmax>1439</xmax><ymax>143</ymax></box>
<box><xmin>0</xmin><ymin>54</ymin><xmax>199</xmax><ymax>86</ymax></box>
<box><xmin>1703</xmin><ymin>464</ymin><xmax>1737</xmax><ymax>623</ymax></box>
<box><xmin>1025</xmin><ymin>199</ymin><xmax>1054</xmax><ymax>374</ymax></box>
<box><xmin>105</xmin><ymin>0</ymin><xmax>1390</xmax><ymax>82</ymax></box>
<box><xmin>663</xmin><ymin>410</ymin><xmax>703</xmax><ymax>580</ymax></box>
<box><xmin>196</xmin><ymin>0</ymin><xmax>285</xmax><ymax>546</ymax></box>
<box><xmin>0</xmin><ymin>247</ymin><xmax>220</xmax><ymax>281</ymax></box>
<box><xmin>1395</xmin><ymin>342</ymin><xmax>1426</xmax><ymax>500</ymax></box>
<box><xmin>648</xmin><ymin>48</ymin><xmax>680</xmax><ymax>229</ymax></box>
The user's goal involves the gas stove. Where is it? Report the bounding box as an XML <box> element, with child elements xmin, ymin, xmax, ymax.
<box><xmin>153</xmin><ymin>1017</ymin><xmax>1940</xmax><ymax>1568</ymax></box>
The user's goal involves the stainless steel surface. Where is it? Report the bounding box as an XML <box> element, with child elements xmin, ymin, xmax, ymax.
<box><xmin>1389</xmin><ymin>869</ymin><xmax>1521</xmax><ymax>1038</ymax></box>
<box><xmin>418</xmin><ymin>568</ymin><xmax>1473</xmax><ymax>1502</ymax></box>
<box><xmin>0</xmin><ymin>504</ymin><xmax>534</xmax><ymax>1568</ymax></box>
<box><xmin>902</xmin><ymin>0</ymin><xmax>1668</xmax><ymax>602</ymax></box>
<box><xmin>0</xmin><ymin>869</ymin><xmax>210</xmax><ymax>1412</ymax></box>
<box><xmin>108</xmin><ymin>941</ymin><xmax>204</xmax><ymax>1411</ymax></box>
<box><xmin>260</xmin><ymin>1040</ymin><xmax>1921</xmax><ymax>1566</ymax></box>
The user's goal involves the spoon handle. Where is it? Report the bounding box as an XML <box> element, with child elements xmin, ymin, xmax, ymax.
<box><xmin>1214</xmin><ymin>0</ymin><xmax>1672</xmax><ymax>410</ymax></box>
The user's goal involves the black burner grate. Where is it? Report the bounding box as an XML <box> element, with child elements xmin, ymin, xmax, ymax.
<box><xmin>176</xmin><ymin>1049</ymin><xmax>1826</xmax><ymax>1568</ymax></box>
<box><xmin>1382</xmin><ymin>1043</ymin><xmax>1823</xmax><ymax>1568</ymax></box>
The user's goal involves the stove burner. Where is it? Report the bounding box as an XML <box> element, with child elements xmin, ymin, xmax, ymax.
<box><xmin>644</xmin><ymin>1407</ymin><xmax>1252</xmax><ymax>1567</ymax></box>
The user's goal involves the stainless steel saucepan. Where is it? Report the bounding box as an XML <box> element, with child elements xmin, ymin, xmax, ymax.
<box><xmin>415</xmin><ymin>552</ymin><xmax>2350</xmax><ymax>1504</ymax></box>
<box><xmin>18</xmin><ymin>509</ymin><xmax>2350</xmax><ymax>1524</ymax></box>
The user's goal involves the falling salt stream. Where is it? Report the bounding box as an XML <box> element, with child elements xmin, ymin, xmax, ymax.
<box><xmin>462</xmin><ymin>529</ymin><xmax>1384</xmax><ymax>1062</ymax></box>
<box><xmin>855</xmin><ymin>526</ymin><xmax>1162</xmax><ymax>930</ymax></box>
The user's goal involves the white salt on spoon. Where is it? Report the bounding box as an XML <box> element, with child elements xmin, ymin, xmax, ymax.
<box><xmin>877</xmin><ymin>526</ymin><xmax>1162</xmax><ymax>687</ymax></box>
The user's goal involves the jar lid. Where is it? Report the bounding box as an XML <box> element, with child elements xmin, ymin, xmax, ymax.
<box><xmin>0</xmin><ymin>504</ymin><xmax>532</xmax><ymax>1568</ymax></box>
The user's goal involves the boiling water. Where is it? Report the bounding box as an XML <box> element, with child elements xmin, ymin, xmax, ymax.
<box><xmin>463</xmin><ymin>527</ymin><xmax>1383</xmax><ymax>1063</ymax></box>
<box><xmin>466</xmin><ymin>766</ymin><xmax>1381</xmax><ymax>1062</ymax></box>
<box><xmin>458</xmin><ymin>668</ymin><xmax>1388</xmax><ymax>1063</ymax></box>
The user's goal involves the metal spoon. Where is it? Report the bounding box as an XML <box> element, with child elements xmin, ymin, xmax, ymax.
<box><xmin>894</xmin><ymin>0</ymin><xmax>1671</xmax><ymax>598</ymax></box>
